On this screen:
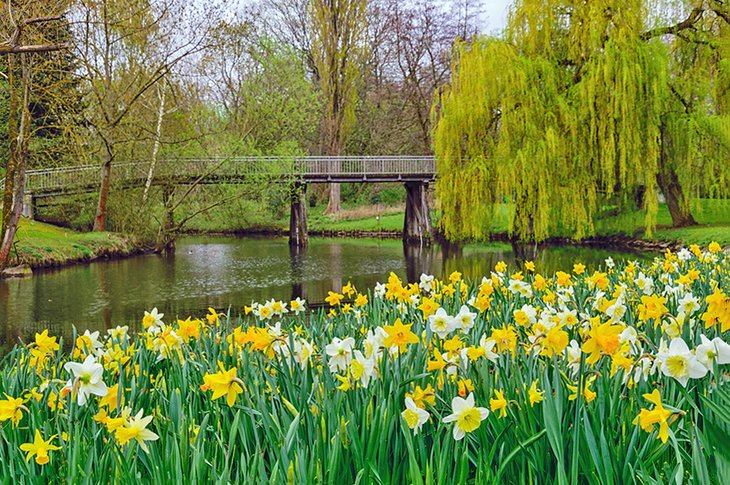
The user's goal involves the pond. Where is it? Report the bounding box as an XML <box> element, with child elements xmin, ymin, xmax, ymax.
<box><xmin>0</xmin><ymin>236</ymin><xmax>652</xmax><ymax>348</ymax></box>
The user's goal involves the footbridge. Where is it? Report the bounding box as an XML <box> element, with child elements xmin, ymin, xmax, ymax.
<box><xmin>1</xmin><ymin>156</ymin><xmax>436</xmax><ymax>245</ymax></box>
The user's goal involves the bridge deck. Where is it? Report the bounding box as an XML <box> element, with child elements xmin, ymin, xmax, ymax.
<box><xmin>1</xmin><ymin>156</ymin><xmax>436</xmax><ymax>197</ymax></box>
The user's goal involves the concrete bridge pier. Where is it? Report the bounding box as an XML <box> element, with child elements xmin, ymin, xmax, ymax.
<box><xmin>21</xmin><ymin>193</ymin><xmax>35</xmax><ymax>220</ymax></box>
<box><xmin>289</xmin><ymin>182</ymin><xmax>308</xmax><ymax>247</ymax></box>
<box><xmin>403</xmin><ymin>181</ymin><xmax>432</xmax><ymax>244</ymax></box>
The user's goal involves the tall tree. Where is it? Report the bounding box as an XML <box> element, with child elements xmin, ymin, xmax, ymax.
<box><xmin>309</xmin><ymin>0</ymin><xmax>367</xmax><ymax>214</ymax></box>
<box><xmin>433</xmin><ymin>0</ymin><xmax>730</xmax><ymax>242</ymax></box>
<box><xmin>71</xmin><ymin>0</ymin><xmax>216</xmax><ymax>231</ymax></box>
<box><xmin>0</xmin><ymin>0</ymin><xmax>69</xmax><ymax>270</ymax></box>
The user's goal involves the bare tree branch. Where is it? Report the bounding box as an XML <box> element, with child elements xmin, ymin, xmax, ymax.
<box><xmin>641</xmin><ymin>8</ymin><xmax>704</xmax><ymax>40</ymax></box>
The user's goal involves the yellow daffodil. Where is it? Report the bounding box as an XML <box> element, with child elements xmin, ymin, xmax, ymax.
<box><xmin>19</xmin><ymin>430</ymin><xmax>61</xmax><ymax>465</ymax></box>
<box><xmin>202</xmin><ymin>363</ymin><xmax>244</xmax><ymax>407</ymax></box>
<box><xmin>633</xmin><ymin>389</ymin><xmax>672</xmax><ymax>443</ymax></box>
<box><xmin>0</xmin><ymin>394</ymin><xmax>26</xmax><ymax>426</ymax></box>
<box><xmin>490</xmin><ymin>389</ymin><xmax>508</xmax><ymax>418</ymax></box>
<box><xmin>383</xmin><ymin>318</ymin><xmax>419</xmax><ymax>352</ymax></box>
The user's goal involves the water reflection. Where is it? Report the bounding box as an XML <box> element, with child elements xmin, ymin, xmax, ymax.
<box><xmin>0</xmin><ymin>236</ymin><xmax>651</xmax><ymax>349</ymax></box>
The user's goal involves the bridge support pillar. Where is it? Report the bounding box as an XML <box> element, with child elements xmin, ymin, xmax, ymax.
<box><xmin>21</xmin><ymin>193</ymin><xmax>35</xmax><ymax>220</ymax></box>
<box><xmin>289</xmin><ymin>182</ymin><xmax>308</xmax><ymax>247</ymax></box>
<box><xmin>404</xmin><ymin>181</ymin><xmax>432</xmax><ymax>244</ymax></box>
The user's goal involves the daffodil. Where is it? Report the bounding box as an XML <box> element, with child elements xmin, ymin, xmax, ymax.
<box><xmin>325</xmin><ymin>291</ymin><xmax>344</xmax><ymax>306</ymax></box>
<box><xmin>402</xmin><ymin>397</ymin><xmax>429</xmax><ymax>434</ymax></box>
<box><xmin>63</xmin><ymin>354</ymin><xmax>108</xmax><ymax>406</ymax></box>
<box><xmin>290</xmin><ymin>297</ymin><xmax>307</xmax><ymax>315</ymax></box>
<box><xmin>115</xmin><ymin>409</ymin><xmax>159</xmax><ymax>453</ymax></box>
<box><xmin>19</xmin><ymin>430</ymin><xmax>61</xmax><ymax>465</ymax></box>
<box><xmin>443</xmin><ymin>393</ymin><xmax>489</xmax><ymax>440</ymax></box>
<box><xmin>661</xmin><ymin>338</ymin><xmax>707</xmax><ymax>387</ymax></box>
<box><xmin>383</xmin><ymin>318</ymin><xmax>419</xmax><ymax>352</ymax></box>
<box><xmin>406</xmin><ymin>384</ymin><xmax>436</xmax><ymax>409</ymax></box>
<box><xmin>490</xmin><ymin>389</ymin><xmax>508</xmax><ymax>418</ymax></box>
<box><xmin>454</xmin><ymin>305</ymin><xmax>477</xmax><ymax>333</ymax></box>
<box><xmin>0</xmin><ymin>394</ymin><xmax>26</xmax><ymax>425</ymax></box>
<box><xmin>696</xmin><ymin>334</ymin><xmax>730</xmax><ymax>371</ymax></box>
<box><xmin>428</xmin><ymin>308</ymin><xmax>455</xmax><ymax>339</ymax></box>
<box><xmin>203</xmin><ymin>363</ymin><xmax>244</xmax><ymax>407</ymax></box>
<box><xmin>325</xmin><ymin>337</ymin><xmax>355</xmax><ymax>372</ymax></box>
<box><xmin>527</xmin><ymin>381</ymin><xmax>544</xmax><ymax>406</ymax></box>
<box><xmin>581</xmin><ymin>321</ymin><xmax>623</xmax><ymax>365</ymax></box>
<box><xmin>633</xmin><ymin>389</ymin><xmax>672</xmax><ymax>443</ymax></box>
<box><xmin>142</xmin><ymin>307</ymin><xmax>164</xmax><ymax>331</ymax></box>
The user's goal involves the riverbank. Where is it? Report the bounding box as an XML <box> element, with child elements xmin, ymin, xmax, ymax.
<box><xmin>1</xmin><ymin>218</ymin><xmax>146</xmax><ymax>277</ymax></box>
<box><xmin>8</xmin><ymin>201</ymin><xmax>729</xmax><ymax>278</ymax></box>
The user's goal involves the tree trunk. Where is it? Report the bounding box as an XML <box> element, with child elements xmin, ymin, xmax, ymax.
<box><xmin>658</xmin><ymin>123</ymin><xmax>696</xmax><ymax>228</ymax></box>
<box><xmin>93</xmin><ymin>145</ymin><xmax>113</xmax><ymax>232</ymax></box>
<box><xmin>325</xmin><ymin>180</ymin><xmax>341</xmax><ymax>214</ymax></box>
<box><xmin>1</xmin><ymin>54</ymin><xmax>18</xmax><ymax>248</ymax></box>
<box><xmin>155</xmin><ymin>185</ymin><xmax>176</xmax><ymax>253</ymax></box>
<box><xmin>143</xmin><ymin>83</ymin><xmax>166</xmax><ymax>204</ymax></box>
<box><xmin>0</xmin><ymin>53</ymin><xmax>32</xmax><ymax>269</ymax></box>
<box><xmin>656</xmin><ymin>167</ymin><xmax>697</xmax><ymax>227</ymax></box>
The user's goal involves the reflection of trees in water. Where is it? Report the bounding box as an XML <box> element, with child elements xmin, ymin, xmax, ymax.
<box><xmin>330</xmin><ymin>243</ymin><xmax>343</xmax><ymax>293</ymax></box>
<box><xmin>404</xmin><ymin>242</ymin><xmax>436</xmax><ymax>283</ymax></box>
<box><xmin>96</xmin><ymin>264</ymin><xmax>113</xmax><ymax>329</ymax></box>
<box><xmin>0</xmin><ymin>238</ymin><xmax>657</xmax><ymax>350</ymax></box>
<box><xmin>289</xmin><ymin>244</ymin><xmax>306</xmax><ymax>301</ymax></box>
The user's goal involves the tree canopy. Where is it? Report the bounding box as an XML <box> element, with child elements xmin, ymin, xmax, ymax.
<box><xmin>433</xmin><ymin>0</ymin><xmax>730</xmax><ymax>242</ymax></box>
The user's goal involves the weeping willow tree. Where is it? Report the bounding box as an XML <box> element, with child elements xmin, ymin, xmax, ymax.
<box><xmin>433</xmin><ymin>0</ymin><xmax>730</xmax><ymax>242</ymax></box>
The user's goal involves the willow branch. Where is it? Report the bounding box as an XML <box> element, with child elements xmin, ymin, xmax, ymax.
<box><xmin>641</xmin><ymin>8</ymin><xmax>704</xmax><ymax>40</ymax></box>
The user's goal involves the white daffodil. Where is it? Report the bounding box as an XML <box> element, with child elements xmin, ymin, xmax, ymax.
<box><xmin>479</xmin><ymin>334</ymin><xmax>499</xmax><ymax>363</ymax></box>
<box><xmin>419</xmin><ymin>273</ymin><xmax>435</xmax><ymax>293</ymax></box>
<box><xmin>402</xmin><ymin>397</ymin><xmax>430</xmax><ymax>435</ymax></box>
<box><xmin>442</xmin><ymin>393</ymin><xmax>489</xmax><ymax>440</ymax></box>
<box><xmin>454</xmin><ymin>305</ymin><xmax>477</xmax><ymax>333</ymax></box>
<box><xmin>107</xmin><ymin>326</ymin><xmax>129</xmax><ymax>340</ymax></box>
<box><xmin>676</xmin><ymin>248</ymin><xmax>692</xmax><ymax>261</ymax></box>
<box><xmin>636</xmin><ymin>272</ymin><xmax>654</xmax><ymax>295</ymax></box>
<box><xmin>290</xmin><ymin>297</ymin><xmax>306</xmax><ymax>315</ymax></box>
<box><xmin>350</xmin><ymin>350</ymin><xmax>377</xmax><ymax>388</ymax></box>
<box><xmin>661</xmin><ymin>338</ymin><xmax>707</xmax><ymax>387</ymax></box>
<box><xmin>374</xmin><ymin>282</ymin><xmax>386</xmax><ymax>298</ymax></box>
<box><xmin>565</xmin><ymin>339</ymin><xmax>582</xmax><ymax>375</ymax></box>
<box><xmin>325</xmin><ymin>337</ymin><xmax>355</xmax><ymax>373</ymax></box>
<box><xmin>63</xmin><ymin>355</ymin><xmax>108</xmax><ymax>406</ymax></box>
<box><xmin>428</xmin><ymin>308</ymin><xmax>455</xmax><ymax>339</ymax></box>
<box><xmin>618</xmin><ymin>326</ymin><xmax>637</xmax><ymax>346</ymax></box>
<box><xmin>293</xmin><ymin>338</ymin><xmax>315</xmax><ymax>369</ymax></box>
<box><xmin>142</xmin><ymin>308</ymin><xmax>164</xmax><ymax>332</ymax></box>
<box><xmin>696</xmin><ymin>335</ymin><xmax>730</xmax><ymax>371</ymax></box>
<box><xmin>677</xmin><ymin>292</ymin><xmax>700</xmax><ymax>315</ymax></box>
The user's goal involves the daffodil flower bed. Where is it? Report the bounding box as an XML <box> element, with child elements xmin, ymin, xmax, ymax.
<box><xmin>1</xmin><ymin>243</ymin><xmax>729</xmax><ymax>483</ymax></box>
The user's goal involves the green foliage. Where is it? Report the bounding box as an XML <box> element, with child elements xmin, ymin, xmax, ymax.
<box><xmin>433</xmin><ymin>0</ymin><xmax>730</xmax><ymax>243</ymax></box>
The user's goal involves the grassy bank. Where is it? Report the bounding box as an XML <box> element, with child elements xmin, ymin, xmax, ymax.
<box><xmin>308</xmin><ymin>199</ymin><xmax>730</xmax><ymax>246</ymax></box>
<box><xmin>6</xmin><ymin>218</ymin><xmax>141</xmax><ymax>271</ymax></box>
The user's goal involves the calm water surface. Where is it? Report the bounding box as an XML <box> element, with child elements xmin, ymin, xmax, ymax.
<box><xmin>0</xmin><ymin>236</ymin><xmax>651</xmax><ymax>347</ymax></box>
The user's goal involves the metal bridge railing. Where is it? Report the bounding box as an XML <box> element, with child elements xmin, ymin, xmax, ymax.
<box><xmin>14</xmin><ymin>156</ymin><xmax>436</xmax><ymax>196</ymax></box>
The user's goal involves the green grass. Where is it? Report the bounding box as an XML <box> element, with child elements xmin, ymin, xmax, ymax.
<box><xmin>309</xmin><ymin>211</ymin><xmax>405</xmax><ymax>232</ymax></box>
<box><xmin>595</xmin><ymin>199</ymin><xmax>730</xmax><ymax>246</ymax></box>
<box><xmin>9</xmin><ymin>218</ymin><xmax>139</xmax><ymax>269</ymax></box>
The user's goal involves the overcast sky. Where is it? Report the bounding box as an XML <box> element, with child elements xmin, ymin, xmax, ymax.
<box><xmin>482</xmin><ymin>0</ymin><xmax>512</xmax><ymax>34</ymax></box>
